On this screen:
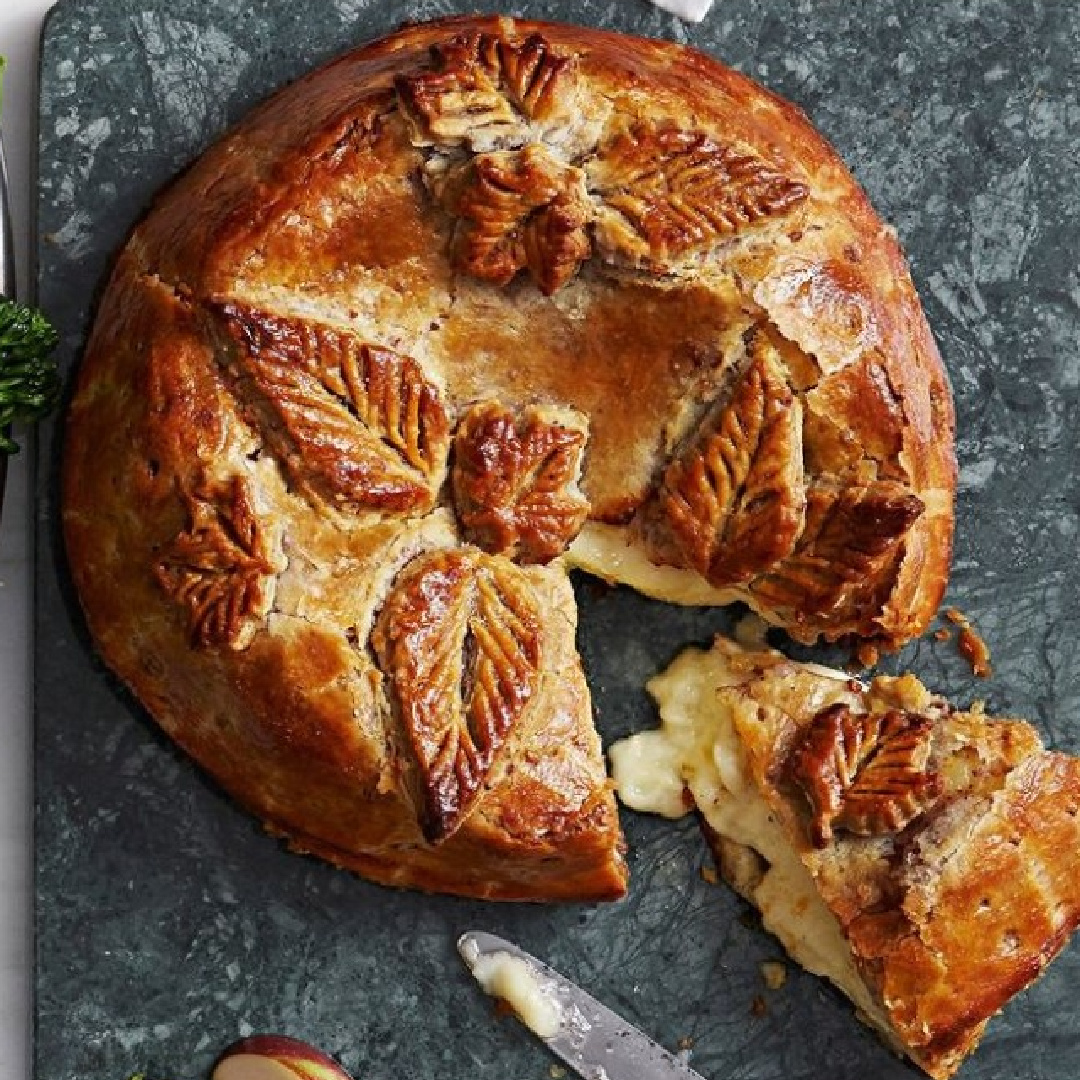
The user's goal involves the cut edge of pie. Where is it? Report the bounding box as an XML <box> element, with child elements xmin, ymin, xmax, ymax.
<box><xmin>611</xmin><ymin>636</ymin><xmax>1080</xmax><ymax>1078</ymax></box>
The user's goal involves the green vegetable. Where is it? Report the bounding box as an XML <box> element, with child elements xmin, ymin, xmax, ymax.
<box><xmin>0</xmin><ymin>298</ymin><xmax>61</xmax><ymax>453</ymax></box>
<box><xmin>2</xmin><ymin>55</ymin><xmax>61</xmax><ymax>452</ymax></box>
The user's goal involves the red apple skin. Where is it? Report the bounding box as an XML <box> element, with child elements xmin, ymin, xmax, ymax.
<box><xmin>213</xmin><ymin>1034</ymin><xmax>354</xmax><ymax>1080</ymax></box>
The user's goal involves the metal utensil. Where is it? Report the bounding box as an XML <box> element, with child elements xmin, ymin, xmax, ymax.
<box><xmin>0</xmin><ymin>129</ymin><xmax>14</xmax><ymax>301</ymax></box>
<box><xmin>459</xmin><ymin>931</ymin><xmax>708</xmax><ymax>1080</ymax></box>
<box><xmin>0</xmin><ymin>127</ymin><xmax>14</xmax><ymax>507</ymax></box>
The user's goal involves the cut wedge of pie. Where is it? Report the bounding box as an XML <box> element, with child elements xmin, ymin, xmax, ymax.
<box><xmin>612</xmin><ymin>636</ymin><xmax>1080</xmax><ymax>1079</ymax></box>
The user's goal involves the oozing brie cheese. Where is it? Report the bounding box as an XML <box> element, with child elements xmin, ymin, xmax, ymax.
<box><xmin>609</xmin><ymin>647</ymin><xmax>891</xmax><ymax>1034</ymax></box>
<box><xmin>567</xmin><ymin>523</ymin><xmax>738</xmax><ymax>607</ymax></box>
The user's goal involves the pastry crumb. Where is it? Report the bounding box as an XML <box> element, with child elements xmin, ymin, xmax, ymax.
<box><xmin>944</xmin><ymin>608</ymin><xmax>992</xmax><ymax>677</ymax></box>
<box><xmin>761</xmin><ymin>960</ymin><xmax>787</xmax><ymax>990</ymax></box>
<box><xmin>549</xmin><ymin>1066</ymin><xmax>566</xmax><ymax>1079</ymax></box>
<box><xmin>854</xmin><ymin>642</ymin><xmax>880</xmax><ymax>669</ymax></box>
<box><xmin>700</xmin><ymin>863</ymin><xmax>719</xmax><ymax>885</ymax></box>
<box><xmin>677</xmin><ymin>1036</ymin><xmax>695</xmax><ymax>1051</ymax></box>
<box><xmin>750</xmin><ymin>994</ymin><xmax>767</xmax><ymax>1017</ymax></box>
<box><xmin>934</xmin><ymin>627</ymin><xmax>952</xmax><ymax>642</ymax></box>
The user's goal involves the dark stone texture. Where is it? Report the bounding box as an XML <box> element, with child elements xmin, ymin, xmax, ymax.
<box><xmin>35</xmin><ymin>2</ymin><xmax>1080</xmax><ymax>1079</ymax></box>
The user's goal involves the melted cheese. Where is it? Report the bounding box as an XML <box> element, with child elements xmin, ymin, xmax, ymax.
<box><xmin>571</xmin><ymin>519</ymin><xmax>895</xmax><ymax>1029</ymax></box>
<box><xmin>567</xmin><ymin>523</ymin><xmax>738</xmax><ymax>606</ymax></box>
<box><xmin>566</xmin><ymin>526</ymin><xmax>805</xmax><ymax>650</ymax></box>
<box><xmin>461</xmin><ymin>942</ymin><xmax>562</xmax><ymax>1039</ymax></box>
<box><xmin>610</xmin><ymin>647</ymin><xmax>887</xmax><ymax>1032</ymax></box>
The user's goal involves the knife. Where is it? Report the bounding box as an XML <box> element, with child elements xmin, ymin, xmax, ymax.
<box><xmin>0</xmin><ymin>129</ymin><xmax>14</xmax><ymax>301</ymax></box>
<box><xmin>0</xmin><ymin>128</ymin><xmax>12</xmax><ymax>505</ymax></box>
<box><xmin>458</xmin><ymin>931</ymin><xmax>708</xmax><ymax>1080</ymax></box>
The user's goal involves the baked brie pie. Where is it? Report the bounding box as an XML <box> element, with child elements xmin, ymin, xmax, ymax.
<box><xmin>612</xmin><ymin>636</ymin><xmax>1080</xmax><ymax>1078</ymax></box>
<box><xmin>63</xmin><ymin>16</ymin><xmax>955</xmax><ymax>900</ymax></box>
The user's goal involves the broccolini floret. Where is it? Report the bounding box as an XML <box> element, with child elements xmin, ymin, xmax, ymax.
<box><xmin>0</xmin><ymin>298</ymin><xmax>61</xmax><ymax>453</ymax></box>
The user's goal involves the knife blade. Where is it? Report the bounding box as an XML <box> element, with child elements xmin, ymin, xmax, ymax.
<box><xmin>0</xmin><ymin>129</ymin><xmax>13</xmax><ymax>503</ymax></box>
<box><xmin>0</xmin><ymin>129</ymin><xmax>15</xmax><ymax>301</ymax></box>
<box><xmin>458</xmin><ymin>931</ymin><xmax>708</xmax><ymax>1080</ymax></box>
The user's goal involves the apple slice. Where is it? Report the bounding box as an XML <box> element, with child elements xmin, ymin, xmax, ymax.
<box><xmin>212</xmin><ymin>1035</ymin><xmax>354</xmax><ymax>1080</ymax></box>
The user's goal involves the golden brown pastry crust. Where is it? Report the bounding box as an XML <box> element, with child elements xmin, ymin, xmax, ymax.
<box><xmin>63</xmin><ymin>16</ymin><xmax>955</xmax><ymax>899</ymax></box>
<box><xmin>706</xmin><ymin>638</ymin><xmax>1080</xmax><ymax>1079</ymax></box>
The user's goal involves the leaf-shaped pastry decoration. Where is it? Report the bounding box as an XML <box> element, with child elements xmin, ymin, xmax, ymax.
<box><xmin>155</xmin><ymin>474</ymin><xmax>279</xmax><ymax>650</ymax></box>
<box><xmin>494</xmin><ymin>34</ymin><xmax>574</xmax><ymax>121</ymax></box>
<box><xmin>647</xmin><ymin>333</ymin><xmax>805</xmax><ymax>587</ymax></box>
<box><xmin>441</xmin><ymin>145</ymin><xmax>593</xmax><ymax>294</ymax></box>
<box><xmin>589</xmin><ymin>123</ymin><xmax>809</xmax><ymax>271</ymax></box>
<box><xmin>750</xmin><ymin>479</ymin><xmax>924</xmax><ymax>624</ymax></box>
<box><xmin>214</xmin><ymin>303</ymin><xmax>450</xmax><ymax>516</ymax></box>
<box><xmin>453</xmin><ymin>401</ymin><xmax>590</xmax><ymax>563</ymax></box>
<box><xmin>396</xmin><ymin>30</ymin><xmax>582</xmax><ymax>150</ymax></box>
<box><xmin>788</xmin><ymin>703</ymin><xmax>943</xmax><ymax>846</ymax></box>
<box><xmin>372</xmin><ymin>548</ymin><xmax>543</xmax><ymax>841</ymax></box>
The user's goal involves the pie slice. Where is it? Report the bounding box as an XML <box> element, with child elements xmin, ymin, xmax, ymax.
<box><xmin>611</xmin><ymin>635</ymin><xmax>1080</xmax><ymax>1079</ymax></box>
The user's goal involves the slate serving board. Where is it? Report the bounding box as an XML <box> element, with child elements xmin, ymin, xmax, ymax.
<box><xmin>34</xmin><ymin>2</ymin><xmax>1080</xmax><ymax>1078</ymax></box>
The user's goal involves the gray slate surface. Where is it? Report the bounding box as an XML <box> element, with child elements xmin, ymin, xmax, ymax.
<box><xmin>35</xmin><ymin>1</ymin><xmax>1080</xmax><ymax>1078</ymax></box>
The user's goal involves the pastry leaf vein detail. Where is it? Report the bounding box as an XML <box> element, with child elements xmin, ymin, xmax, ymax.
<box><xmin>372</xmin><ymin>549</ymin><xmax>543</xmax><ymax>841</ymax></box>
<box><xmin>155</xmin><ymin>474</ymin><xmax>278</xmax><ymax>650</ymax></box>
